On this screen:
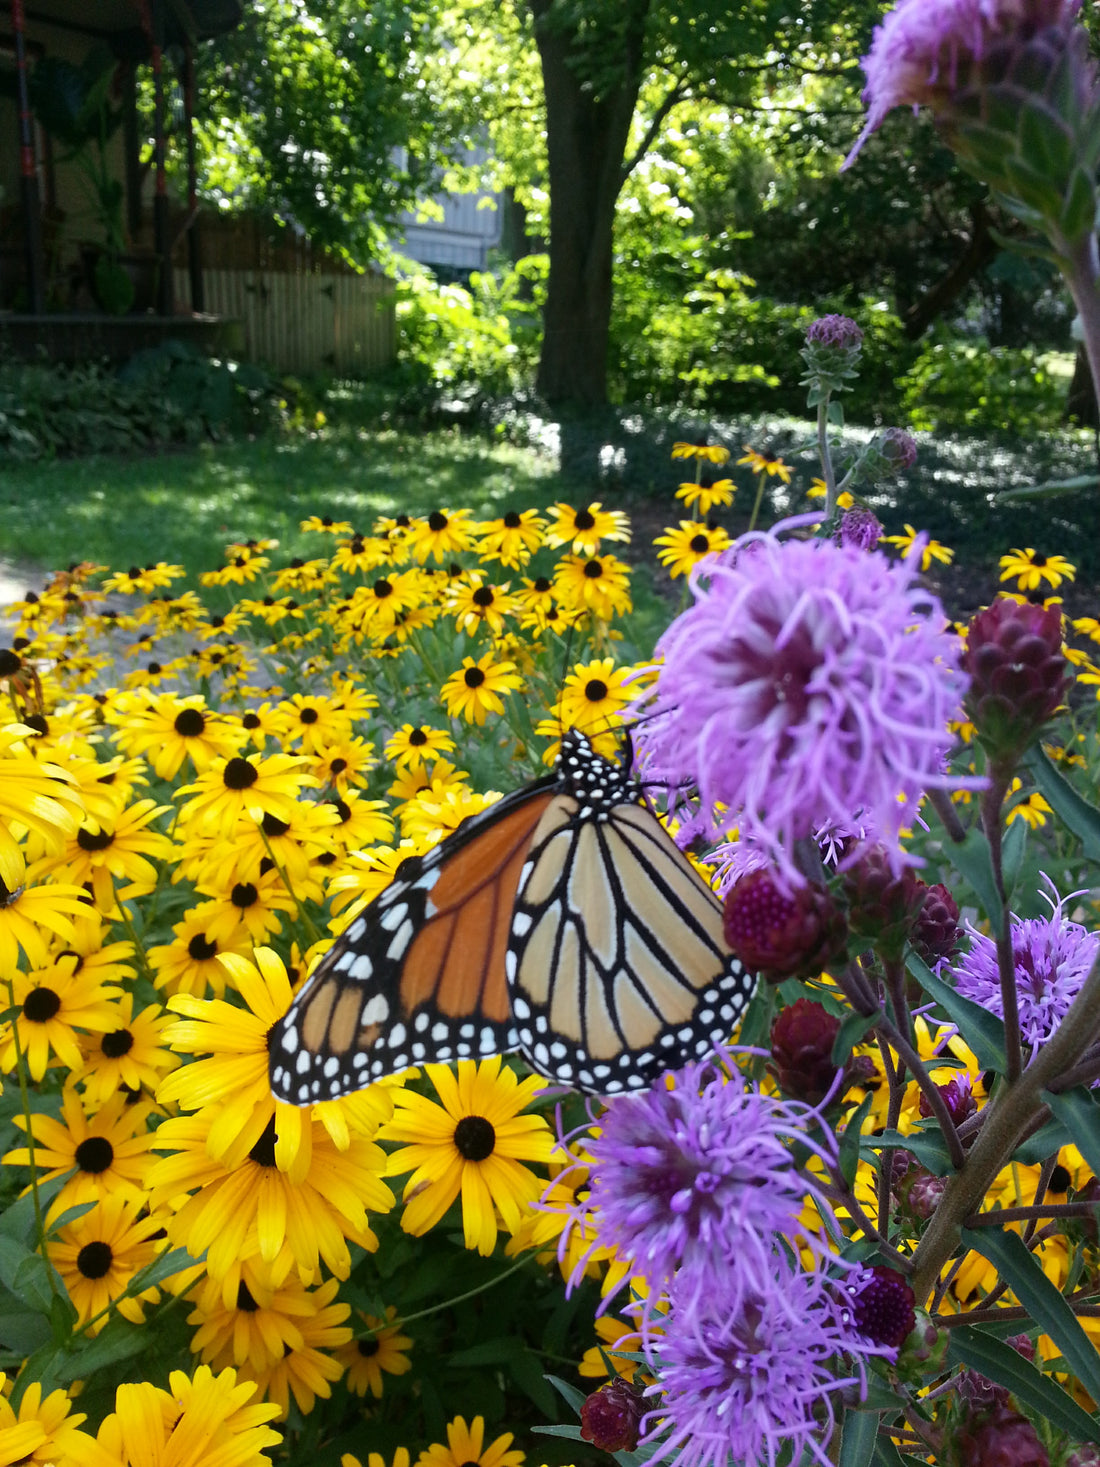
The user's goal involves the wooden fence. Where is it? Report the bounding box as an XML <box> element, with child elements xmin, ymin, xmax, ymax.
<box><xmin>172</xmin><ymin>215</ymin><xmax>396</xmax><ymax>373</ymax></box>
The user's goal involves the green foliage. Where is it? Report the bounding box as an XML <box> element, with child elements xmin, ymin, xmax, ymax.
<box><xmin>0</xmin><ymin>346</ymin><xmax>283</xmax><ymax>460</ymax></box>
<box><xmin>897</xmin><ymin>332</ymin><xmax>1070</xmax><ymax>435</ymax></box>
<box><xmin>394</xmin><ymin>256</ymin><xmax>548</xmax><ymax>401</ymax></box>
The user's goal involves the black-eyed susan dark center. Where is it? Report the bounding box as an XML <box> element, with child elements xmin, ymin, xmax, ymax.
<box><xmin>23</xmin><ymin>986</ymin><xmax>61</xmax><ymax>1023</ymax></box>
<box><xmin>533</xmin><ymin>577</ymin><xmax>552</xmax><ymax>593</ymax></box>
<box><xmin>357</xmin><ymin>1336</ymin><xmax>380</xmax><ymax>1357</ymax></box>
<box><xmin>77</xmin><ymin>826</ymin><xmax>114</xmax><ymax>852</ymax></box>
<box><xmin>464</xmin><ymin>668</ymin><xmax>486</xmax><ymax>689</ymax></box>
<box><xmin>428</xmin><ymin>511</ymin><xmax>448</xmax><ymax>532</ymax></box>
<box><xmin>231</xmin><ymin>882</ymin><xmax>259</xmax><ymax>910</ymax></box>
<box><xmin>574</xmin><ymin>509</ymin><xmax>596</xmax><ymax>530</ymax></box>
<box><xmin>409</xmin><ymin>728</ymin><xmax>428</xmax><ymax>746</ymax></box>
<box><xmin>584</xmin><ymin>560</ymin><xmax>604</xmax><ymax>579</ymax></box>
<box><xmin>1032</xmin><ymin>552</ymin><xmax>1047</xmax><ymax>566</ymax></box>
<box><xmin>373</xmin><ymin>580</ymin><xmax>393</xmax><ymax>600</ymax></box>
<box><xmin>102</xmin><ymin>1028</ymin><xmax>134</xmax><ymax>1058</ymax></box>
<box><xmin>0</xmin><ymin>649</ymin><xmax>21</xmax><ymax>677</ymax></box>
<box><xmin>237</xmin><ymin>1281</ymin><xmax>260</xmax><ymax>1312</ymax></box>
<box><xmin>242</xmin><ymin>712</ymin><xmax>261</xmax><ymax>730</ymax></box>
<box><xmin>188</xmin><ymin>934</ymin><xmax>218</xmax><ymax>961</ymax></box>
<box><xmin>690</xmin><ymin>533</ymin><xmax>710</xmax><ymax>554</ymax></box>
<box><xmin>299</xmin><ymin>707</ymin><xmax>319</xmax><ymax>725</ymax></box>
<box><xmin>223</xmin><ymin>758</ymin><xmax>258</xmax><ymax>790</ymax></box>
<box><xmin>329</xmin><ymin>756</ymin><xmax>348</xmax><ymax>774</ymax></box>
<box><xmin>77</xmin><ymin>1241</ymin><xmax>113</xmax><ymax>1279</ymax></box>
<box><xmin>453</xmin><ymin>1115</ymin><xmax>495</xmax><ymax>1161</ymax></box>
<box><xmin>174</xmin><ymin>708</ymin><xmax>206</xmax><ymax>738</ymax></box>
<box><xmin>75</xmin><ymin>1136</ymin><xmax>114</xmax><ymax>1173</ymax></box>
<box><xmin>503</xmin><ymin>511</ymin><xmax>522</xmax><ymax>528</ymax></box>
<box><xmin>584</xmin><ymin>680</ymin><xmax>608</xmax><ymax>703</ymax></box>
<box><xmin>261</xmin><ymin>813</ymin><xmax>290</xmax><ymax>838</ymax></box>
<box><xmin>1050</xmin><ymin>1164</ymin><xmax>1071</xmax><ymax>1193</ymax></box>
<box><xmin>472</xmin><ymin>587</ymin><xmax>494</xmax><ymax>608</ymax></box>
<box><xmin>332</xmin><ymin>799</ymin><xmax>351</xmax><ymax>824</ymax></box>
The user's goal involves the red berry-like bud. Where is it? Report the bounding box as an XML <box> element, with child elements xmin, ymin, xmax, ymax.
<box><xmin>723</xmin><ymin>870</ymin><xmax>848</xmax><ymax>982</ymax></box>
<box><xmin>769</xmin><ymin>999</ymin><xmax>843</xmax><ymax>1104</ymax></box>
<box><xmin>919</xmin><ymin>1074</ymin><xmax>976</xmax><ymax>1126</ymax></box>
<box><xmin>580</xmin><ymin>1378</ymin><xmax>645</xmax><ymax>1453</ymax></box>
<box><xmin>849</xmin><ymin>1265</ymin><xmax>916</xmax><ymax>1349</ymax></box>
<box><xmin>908</xmin><ymin>1171</ymin><xmax>947</xmax><ymax>1219</ymax></box>
<box><xmin>963</xmin><ymin>598</ymin><xmax>1069</xmax><ymax>764</ymax></box>
<box><xmin>911</xmin><ymin>882</ymin><xmax>961</xmax><ymax>965</ymax></box>
<box><xmin>843</xmin><ymin>847</ymin><xmax>926</xmax><ymax>960</ymax></box>
<box><xmin>959</xmin><ymin>1407</ymin><xmax>1049</xmax><ymax>1467</ymax></box>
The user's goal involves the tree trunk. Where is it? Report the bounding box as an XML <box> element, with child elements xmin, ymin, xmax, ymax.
<box><xmin>902</xmin><ymin>201</ymin><xmax>999</xmax><ymax>340</ymax></box>
<box><xmin>1065</xmin><ymin>342</ymin><xmax>1100</xmax><ymax>427</ymax></box>
<box><xmin>528</xmin><ymin>0</ymin><xmax>649</xmax><ymax>405</ymax></box>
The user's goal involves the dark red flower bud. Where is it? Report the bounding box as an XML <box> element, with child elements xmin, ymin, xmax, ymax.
<box><xmin>919</xmin><ymin>1074</ymin><xmax>976</xmax><ymax>1126</ymax></box>
<box><xmin>911</xmin><ymin>882</ymin><xmax>960</xmax><ymax>965</ymax></box>
<box><xmin>959</xmin><ymin>1407</ymin><xmax>1049</xmax><ymax>1467</ymax></box>
<box><xmin>580</xmin><ymin>1378</ymin><xmax>645</xmax><ymax>1453</ymax></box>
<box><xmin>769</xmin><ymin>999</ymin><xmax>843</xmax><ymax>1104</ymax></box>
<box><xmin>957</xmin><ymin>1367</ymin><xmax>1009</xmax><ymax>1410</ymax></box>
<box><xmin>843</xmin><ymin>847</ymin><xmax>926</xmax><ymax>960</ymax></box>
<box><xmin>849</xmin><ymin>1265</ymin><xmax>916</xmax><ymax>1349</ymax></box>
<box><xmin>1005</xmin><ymin>1334</ymin><xmax>1035</xmax><ymax>1364</ymax></box>
<box><xmin>723</xmin><ymin>870</ymin><xmax>848</xmax><ymax>982</ymax></box>
<box><xmin>963</xmin><ymin>598</ymin><xmax>1069</xmax><ymax>764</ymax></box>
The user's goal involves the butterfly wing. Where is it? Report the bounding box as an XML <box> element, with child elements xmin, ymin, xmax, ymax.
<box><xmin>269</xmin><ymin>780</ymin><xmax>556</xmax><ymax>1105</ymax></box>
<box><xmin>506</xmin><ymin>740</ymin><xmax>755</xmax><ymax>1094</ymax></box>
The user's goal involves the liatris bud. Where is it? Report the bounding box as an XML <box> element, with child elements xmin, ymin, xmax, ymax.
<box><xmin>957</xmin><ymin>1366</ymin><xmax>1010</xmax><ymax>1409</ymax></box>
<box><xmin>770</xmin><ymin>998</ymin><xmax>844</xmax><ymax>1104</ymax></box>
<box><xmin>962</xmin><ymin>598</ymin><xmax>1069</xmax><ymax>765</ymax></box>
<box><xmin>919</xmin><ymin>1073</ymin><xmax>977</xmax><ymax>1126</ymax></box>
<box><xmin>959</xmin><ymin>1406</ymin><xmax>1049</xmax><ymax>1467</ymax></box>
<box><xmin>723</xmin><ymin>870</ymin><xmax>848</xmax><ymax>982</ymax></box>
<box><xmin>1065</xmin><ymin>1447</ymin><xmax>1100</xmax><ymax>1467</ymax></box>
<box><xmin>837</xmin><ymin>508</ymin><xmax>884</xmax><ymax>552</ymax></box>
<box><xmin>843</xmin><ymin>846</ymin><xmax>926</xmax><ymax>960</ymax></box>
<box><xmin>912</xmin><ymin>882</ymin><xmax>961</xmax><ymax>965</ymax></box>
<box><xmin>908</xmin><ymin>1170</ymin><xmax>947</xmax><ymax>1219</ymax></box>
<box><xmin>851</xmin><ymin>427</ymin><xmax>920</xmax><ymax>487</ymax></box>
<box><xmin>890</xmin><ymin>1149</ymin><xmax>916</xmax><ymax>1190</ymax></box>
<box><xmin>801</xmin><ymin>315</ymin><xmax>863</xmax><ymax>404</ymax></box>
<box><xmin>1005</xmin><ymin>1334</ymin><xmax>1036</xmax><ymax>1363</ymax></box>
<box><xmin>580</xmin><ymin>1378</ymin><xmax>645</xmax><ymax>1453</ymax></box>
<box><xmin>895</xmin><ymin>1310</ymin><xmax>949</xmax><ymax>1382</ymax></box>
<box><xmin>849</xmin><ymin>1265</ymin><xmax>916</xmax><ymax>1349</ymax></box>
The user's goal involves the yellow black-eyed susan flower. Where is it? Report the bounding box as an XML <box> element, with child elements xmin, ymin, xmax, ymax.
<box><xmin>93</xmin><ymin>1366</ymin><xmax>282</xmax><ymax>1467</ymax></box>
<box><xmin>416</xmin><ymin>1415</ymin><xmax>525</xmax><ymax>1467</ymax></box>
<box><xmin>738</xmin><ymin>446</ymin><xmax>791</xmax><ymax>482</ymax></box>
<box><xmin>234</xmin><ymin>1273</ymin><xmax>352</xmax><ymax>1418</ymax></box>
<box><xmin>75</xmin><ymin>992</ymin><xmax>179</xmax><ymax>1105</ymax></box>
<box><xmin>0</xmin><ymin>1373</ymin><xmax>98</xmax><ymax>1467</ymax></box>
<box><xmin>653</xmin><ymin>521</ymin><xmax>731</xmax><ymax>579</ymax></box>
<box><xmin>384</xmin><ymin>724</ymin><xmax>455</xmax><ymax>771</ymax></box>
<box><xmin>674</xmin><ymin>478</ymin><xmax>735</xmax><ymax>515</ymax></box>
<box><xmin>671</xmin><ymin>440</ymin><xmax>731</xmax><ymax>466</ymax></box>
<box><xmin>439</xmin><ymin>654</ymin><xmax>523</xmax><ymax>725</ymax></box>
<box><xmin>0</xmin><ymin>955</ymin><xmax>122</xmax><ymax>1081</ymax></box>
<box><xmin>147</xmin><ymin>907</ymin><xmax>254</xmax><ymax>999</ymax></box>
<box><xmin>5</xmin><ymin>1086</ymin><xmax>157</xmax><ymax>1210</ymax></box>
<box><xmin>111</xmin><ymin>693</ymin><xmax>247</xmax><ymax>780</ymax></box>
<box><xmin>476</xmin><ymin>509</ymin><xmax>545</xmax><ymax>568</ymax></box>
<box><xmin>380</xmin><ymin>1056</ymin><xmax>554</xmax><ymax>1256</ymax></box>
<box><xmin>49</xmin><ymin>1194</ymin><xmax>166</xmax><ymax>1333</ymax></box>
<box><xmin>409</xmin><ymin>509</ymin><xmax>477</xmax><ymax>563</ymax></box>
<box><xmin>998</xmin><ymin>547</ymin><xmax>1076</xmax><ymax>591</ymax></box>
<box><xmin>447</xmin><ymin>576</ymin><xmax>521</xmax><ymax>638</ymax></box>
<box><xmin>555</xmin><ymin>658</ymin><xmax>635</xmax><ymax>735</ymax></box>
<box><xmin>881</xmin><ymin>524</ymin><xmax>954</xmax><ymax>570</ymax></box>
<box><xmin>544</xmin><ymin>501</ymin><xmax>630</xmax><ymax>556</ymax></box>
<box><xmin>337</xmin><ymin>1305</ymin><xmax>413</xmax><ymax>1398</ymax></box>
<box><xmin>0</xmin><ymin>862</ymin><xmax>89</xmax><ymax>972</ymax></box>
<box><xmin>553</xmin><ymin>553</ymin><xmax>632</xmax><ymax>620</ymax></box>
<box><xmin>174</xmin><ymin>752</ymin><xmax>318</xmax><ymax>836</ymax></box>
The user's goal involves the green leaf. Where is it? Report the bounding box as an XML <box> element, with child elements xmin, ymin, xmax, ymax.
<box><xmin>1043</xmin><ymin>1089</ymin><xmax>1100</xmax><ymax>1182</ymax></box>
<box><xmin>996</xmin><ymin>475</ymin><xmax>1100</xmax><ymax>502</ymax></box>
<box><xmin>1022</xmin><ymin>746</ymin><xmax>1100</xmax><ymax>861</ymax></box>
<box><xmin>949</xmin><ymin>1325</ymin><xmax>1100</xmax><ymax>1445</ymax></box>
<box><xmin>0</xmin><ymin>1310</ymin><xmax>51</xmax><ymax>1356</ymax></box>
<box><xmin>1011</xmin><ymin>1116</ymin><xmax>1071</xmax><ymax>1165</ymax></box>
<box><xmin>946</xmin><ymin>827</ymin><xmax>1004</xmax><ymax>928</ymax></box>
<box><xmin>56</xmin><ymin>1316</ymin><xmax>146</xmax><ymax>1380</ymax></box>
<box><xmin>544</xmin><ymin>1372</ymin><xmax>587</xmax><ymax>1417</ymax></box>
<box><xmin>839</xmin><ymin>1093</ymin><xmax>875</xmax><ymax>1190</ymax></box>
<box><xmin>736</xmin><ymin>979</ymin><xmax>776</xmax><ymax>1054</ymax></box>
<box><xmin>833</xmin><ymin>1012</ymin><xmax>878</xmax><ymax>1067</ymax></box>
<box><xmin>840</xmin><ymin>1407</ymin><xmax>880</xmax><ymax>1467</ymax></box>
<box><xmin>867</xmin><ymin>1129</ymin><xmax>954</xmax><ymax>1176</ymax></box>
<box><xmin>449</xmin><ymin>1339</ymin><xmax>519</xmax><ymax>1367</ymax></box>
<box><xmin>905</xmin><ymin>954</ymin><xmax>1008</xmax><ymax>1074</ymax></box>
<box><xmin>123</xmin><ymin>1245</ymin><xmax>203</xmax><ymax>1296</ymax></box>
<box><xmin>509</xmin><ymin>1349</ymin><xmax>557</xmax><ymax>1417</ymax></box>
<box><xmin>45</xmin><ymin>1202</ymin><xmax>97</xmax><ymax>1235</ymax></box>
<box><xmin>960</xmin><ymin>1227</ymin><xmax>1100</xmax><ymax>1409</ymax></box>
<box><xmin>532</xmin><ymin>1424</ymin><xmax>587</xmax><ymax>1440</ymax></box>
<box><xmin>1001</xmin><ymin>816</ymin><xmax>1027</xmax><ymax>902</ymax></box>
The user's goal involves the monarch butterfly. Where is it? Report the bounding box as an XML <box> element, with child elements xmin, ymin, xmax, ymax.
<box><xmin>268</xmin><ymin>728</ymin><xmax>756</xmax><ymax>1102</ymax></box>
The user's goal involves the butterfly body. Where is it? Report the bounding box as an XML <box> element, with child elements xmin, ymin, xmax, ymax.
<box><xmin>269</xmin><ymin>730</ymin><xmax>756</xmax><ymax>1103</ymax></box>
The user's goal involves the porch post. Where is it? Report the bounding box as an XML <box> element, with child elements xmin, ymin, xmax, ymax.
<box><xmin>11</xmin><ymin>0</ymin><xmax>45</xmax><ymax>312</ymax></box>
<box><xmin>183</xmin><ymin>41</ymin><xmax>203</xmax><ymax>312</ymax></box>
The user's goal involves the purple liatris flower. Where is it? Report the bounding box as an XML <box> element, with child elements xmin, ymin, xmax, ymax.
<box><xmin>630</xmin><ymin>529</ymin><xmax>973</xmax><ymax>886</ymax></box>
<box><xmin>806</xmin><ymin>314</ymin><xmax>864</xmax><ymax>350</ymax></box>
<box><xmin>950</xmin><ymin>881</ymin><xmax>1100</xmax><ymax>1047</ymax></box>
<box><xmin>643</xmin><ymin>1253</ymin><xmax>889</xmax><ymax>1467</ymax></box>
<box><xmin>567</xmin><ymin>1057</ymin><xmax>844</xmax><ymax>1310</ymax></box>
<box><xmin>838</xmin><ymin>507</ymin><xmax>884</xmax><ymax>551</ymax></box>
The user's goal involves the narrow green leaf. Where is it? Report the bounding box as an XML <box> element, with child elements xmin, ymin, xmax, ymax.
<box><xmin>0</xmin><ymin>1235</ymin><xmax>36</xmax><ymax>1293</ymax></box>
<box><xmin>122</xmin><ymin>1245</ymin><xmax>203</xmax><ymax>1297</ymax></box>
<box><xmin>866</xmin><ymin>1129</ymin><xmax>954</xmax><ymax>1176</ymax></box>
<box><xmin>949</xmin><ymin>1325</ymin><xmax>1100</xmax><ymax>1446</ymax></box>
<box><xmin>839</xmin><ymin>1093</ymin><xmax>875</xmax><ymax>1190</ymax></box>
<box><xmin>509</xmin><ymin>1349</ymin><xmax>557</xmax><ymax>1417</ymax></box>
<box><xmin>45</xmin><ymin>1202</ymin><xmax>97</xmax><ymax>1236</ymax></box>
<box><xmin>1012</xmin><ymin>1116</ymin><xmax>1071</xmax><ymax>1165</ymax></box>
<box><xmin>905</xmin><ymin>954</ymin><xmax>1008</xmax><ymax>1074</ymax></box>
<box><xmin>0</xmin><ymin>1311</ymin><xmax>51</xmax><ymax>1356</ymax></box>
<box><xmin>961</xmin><ymin>1227</ymin><xmax>1100</xmax><ymax>1409</ymax></box>
<box><xmin>449</xmin><ymin>1339</ymin><xmax>518</xmax><ymax>1368</ymax></box>
<box><xmin>946</xmin><ymin>827</ymin><xmax>1003</xmax><ymax>928</ymax></box>
<box><xmin>839</xmin><ymin>1407</ymin><xmax>880</xmax><ymax>1467</ymax></box>
<box><xmin>1000</xmin><ymin>816</ymin><xmax>1027</xmax><ymax>903</ymax></box>
<box><xmin>9</xmin><ymin>1340</ymin><xmax>65</xmax><ymax>1407</ymax></box>
<box><xmin>54</xmin><ymin>1317</ymin><xmax>146</xmax><ymax>1381</ymax></box>
<box><xmin>10</xmin><ymin>1253</ymin><xmax>57</xmax><ymax>1318</ymax></box>
<box><xmin>0</xmin><ymin>1175</ymin><xmax>69</xmax><ymax>1241</ymax></box>
<box><xmin>1043</xmin><ymin>1089</ymin><xmax>1100</xmax><ymax>1182</ymax></box>
<box><xmin>996</xmin><ymin>475</ymin><xmax>1100</xmax><ymax>502</ymax></box>
<box><xmin>833</xmin><ymin>1013</ymin><xmax>878</xmax><ymax>1067</ymax></box>
<box><xmin>736</xmin><ymin>979</ymin><xmax>776</xmax><ymax>1054</ymax></box>
<box><xmin>531</xmin><ymin>1424</ymin><xmax>587</xmax><ymax>1440</ymax></box>
<box><xmin>544</xmin><ymin>1372</ymin><xmax>587</xmax><ymax>1417</ymax></box>
<box><xmin>1023</xmin><ymin>746</ymin><xmax>1100</xmax><ymax>861</ymax></box>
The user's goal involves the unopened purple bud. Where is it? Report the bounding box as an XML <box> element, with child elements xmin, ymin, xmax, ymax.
<box><xmin>880</xmin><ymin>427</ymin><xmax>919</xmax><ymax>471</ymax></box>
<box><xmin>838</xmin><ymin>508</ymin><xmax>885</xmax><ymax>552</ymax></box>
<box><xmin>909</xmin><ymin>1172</ymin><xmax>947</xmax><ymax>1219</ymax></box>
<box><xmin>919</xmin><ymin>1074</ymin><xmax>976</xmax><ymax>1126</ymax></box>
<box><xmin>807</xmin><ymin>314</ymin><xmax>864</xmax><ymax>350</ymax></box>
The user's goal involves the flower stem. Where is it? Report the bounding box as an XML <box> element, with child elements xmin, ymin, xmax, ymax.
<box><xmin>747</xmin><ymin>471</ymin><xmax>768</xmax><ymax>533</ymax></box>
<box><xmin>817</xmin><ymin>399</ymin><xmax>837</xmax><ymax>519</ymax></box>
<box><xmin>980</xmin><ymin>770</ymin><xmax>1022</xmax><ymax>1082</ymax></box>
<box><xmin>1059</xmin><ymin>231</ymin><xmax>1100</xmax><ymax>427</ymax></box>
<box><xmin>366</xmin><ymin>1251</ymin><xmax>536</xmax><ymax>1334</ymax></box>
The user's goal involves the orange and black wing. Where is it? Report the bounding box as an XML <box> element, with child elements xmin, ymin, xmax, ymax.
<box><xmin>506</xmin><ymin>731</ymin><xmax>756</xmax><ymax>1095</ymax></box>
<box><xmin>269</xmin><ymin>779</ymin><xmax>556</xmax><ymax>1105</ymax></box>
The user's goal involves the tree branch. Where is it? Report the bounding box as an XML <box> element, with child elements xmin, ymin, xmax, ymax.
<box><xmin>620</xmin><ymin>76</ymin><xmax>692</xmax><ymax>182</ymax></box>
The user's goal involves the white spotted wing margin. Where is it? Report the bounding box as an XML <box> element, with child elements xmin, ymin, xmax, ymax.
<box><xmin>505</xmin><ymin>731</ymin><xmax>757</xmax><ymax>1096</ymax></box>
<box><xmin>268</xmin><ymin>774</ymin><xmax>557</xmax><ymax>1108</ymax></box>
